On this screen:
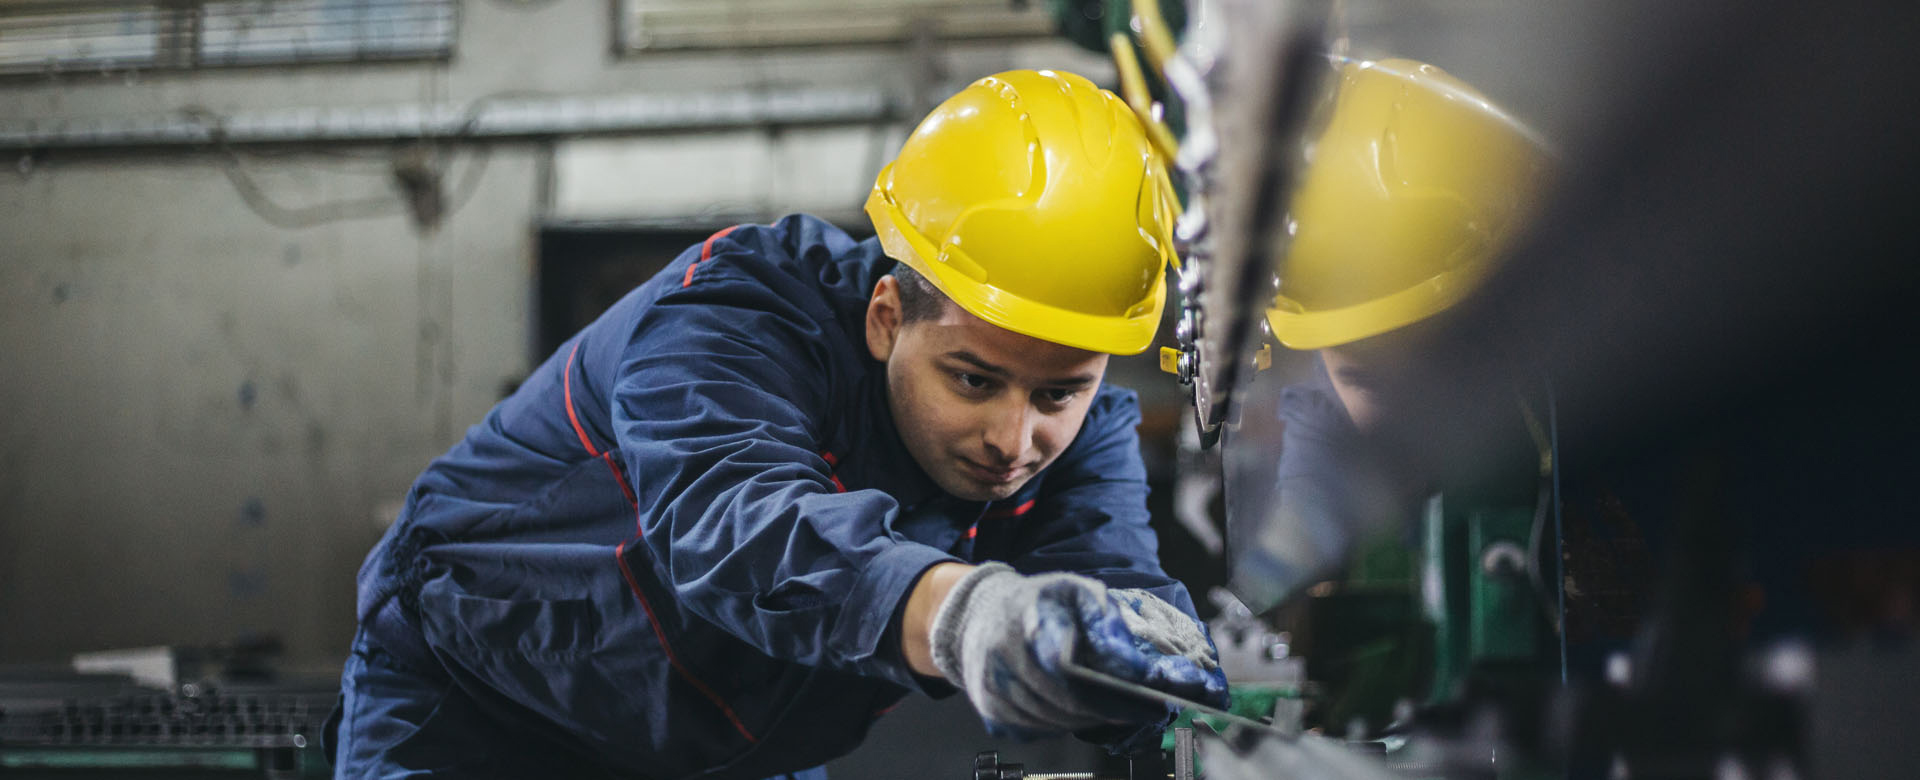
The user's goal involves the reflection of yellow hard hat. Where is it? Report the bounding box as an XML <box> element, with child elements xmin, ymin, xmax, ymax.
<box><xmin>1269</xmin><ymin>59</ymin><xmax>1550</xmax><ymax>351</ymax></box>
<box><xmin>866</xmin><ymin>69</ymin><xmax>1180</xmax><ymax>355</ymax></box>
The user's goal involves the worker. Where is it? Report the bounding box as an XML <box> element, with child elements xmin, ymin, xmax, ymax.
<box><xmin>327</xmin><ymin>70</ymin><xmax>1227</xmax><ymax>779</ymax></box>
<box><xmin>1241</xmin><ymin>59</ymin><xmax>1553</xmax><ymax>603</ymax></box>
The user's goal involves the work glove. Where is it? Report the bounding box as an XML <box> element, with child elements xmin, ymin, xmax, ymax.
<box><xmin>929</xmin><ymin>563</ymin><xmax>1229</xmax><ymax>748</ymax></box>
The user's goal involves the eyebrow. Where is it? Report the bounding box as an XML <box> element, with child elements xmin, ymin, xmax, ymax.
<box><xmin>945</xmin><ymin>350</ymin><xmax>1099</xmax><ymax>388</ymax></box>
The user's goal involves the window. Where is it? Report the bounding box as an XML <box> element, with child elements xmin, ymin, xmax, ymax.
<box><xmin>0</xmin><ymin>0</ymin><xmax>456</xmax><ymax>75</ymax></box>
<box><xmin>617</xmin><ymin>0</ymin><xmax>1054</xmax><ymax>52</ymax></box>
<box><xmin>0</xmin><ymin>4</ymin><xmax>159</xmax><ymax>72</ymax></box>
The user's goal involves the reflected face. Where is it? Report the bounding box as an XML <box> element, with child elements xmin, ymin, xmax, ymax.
<box><xmin>866</xmin><ymin>278</ymin><xmax>1108</xmax><ymax>501</ymax></box>
<box><xmin>1320</xmin><ymin>333</ymin><xmax>1417</xmax><ymax>434</ymax></box>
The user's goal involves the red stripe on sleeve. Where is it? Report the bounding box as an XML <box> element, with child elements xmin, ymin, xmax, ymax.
<box><xmin>601</xmin><ymin>452</ymin><xmax>638</xmax><ymax>507</ymax></box>
<box><xmin>562</xmin><ymin>341</ymin><xmax>601</xmax><ymax>458</ymax></box>
<box><xmin>615</xmin><ymin>543</ymin><xmax>759</xmax><ymax>744</ymax></box>
<box><xmin>820</xmin><ymin>451</ymin><xmax>847</xmax><ymax>493</ymax></box>
<box><xmin>682</xmin><ymin>225</ymin><xmax>741</xmax><ymax>288</ymax></box>
<box><xmin>565</xmin><ymin>342</ymin><xmax>642</xmax><ymax>531</ymax></box>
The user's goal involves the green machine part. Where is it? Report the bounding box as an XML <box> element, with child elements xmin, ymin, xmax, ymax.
<box><xmin>1160</xmin><ymin>684</ymin><xmax>1297</xmax><ymax>777</ymax></box>
<box><xmin>1421</xmin><ymin>499</ymin><xmax>1542</xmax><ymax>704</ymax></box>
<box><xmin>1153</xmin><ymin>498</ymin><xmax>1551</xmax><ymax>777</ymax></box>
<box><xmin>1293</xmin><ymin>495</ymin><xmax>1549</xmax><ymax>736</ymax></box>
<box><xmin>1307</xmin><ymin>525</ymin><xmax>1429</xmax><ymax>736</ymax></box>
<box><xmin>1162</xmin><ymin>684</ymin><xmax>1298</xmax><ymax>749</ymax></box>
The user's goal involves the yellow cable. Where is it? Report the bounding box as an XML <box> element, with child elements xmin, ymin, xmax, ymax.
<box><xmin>1108</xmin><ymin>32</ymin><xmax>1180</xmax><ymax>159</ymax></box>
<box><xmin>1130</xmin><ymin>0</ymin><xmax>1178</xmax><ymax>74</ymax></box>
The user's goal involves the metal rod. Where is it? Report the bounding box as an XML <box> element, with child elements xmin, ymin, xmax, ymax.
<box><xmin>1060</xmin><ymin>659</ymin><xmax>1292</xmax><ymax>738</ymax></box>
<box><xmin>0</xmin><ymin>88</ymin><xmax>893</xmax><ymax>150</ymax></box>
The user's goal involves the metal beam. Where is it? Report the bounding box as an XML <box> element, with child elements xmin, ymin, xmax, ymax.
<box><xmin>0</xmin><ymin>87</ymin><xmax>895</xmax><ymax>150</ymax></box>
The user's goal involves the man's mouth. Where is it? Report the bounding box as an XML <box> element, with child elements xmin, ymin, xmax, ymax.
<box><xmin>960</xmin><ymin>458</ymin><xmax>1022</xmax><ymax>485</ymax></box>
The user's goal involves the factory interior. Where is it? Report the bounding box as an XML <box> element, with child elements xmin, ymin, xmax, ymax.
<box><xmin>2</xmin><ymin>0</ymin><xmax>1916</xmax><ymax>778</ymax></box>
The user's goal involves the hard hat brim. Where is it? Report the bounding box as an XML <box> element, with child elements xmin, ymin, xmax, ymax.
<box><xmin>1267</xmin><ymin>266</ymin><xmax>1483</xmax><ymax>351</ymax></box>
<box><xmin>866</xmin><ymin>189</ymin><xmax>1166</xmax><ymax>356</ymax></box>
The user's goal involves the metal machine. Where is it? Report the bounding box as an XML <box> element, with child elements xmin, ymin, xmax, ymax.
<box><xmin>990</xmin><ymin>0</ymin><xmax>1920</xmax><ymax>778</ymax></box>
<box><xmin>0</xmin><ymin>642</ymin><xmax>334</xmax><ymax>778</ymax></box>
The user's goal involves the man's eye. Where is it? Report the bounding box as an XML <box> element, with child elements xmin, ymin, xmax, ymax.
<box><xmin>1040</xmin><ymin>388</ymin><xmax>1078</xmax><ymax>405</ymax></box>
<box><xmin>1335</xmin><ymin>369</ymin><xmax>1383</xmax><ymax>393</ymax></box>
<box><xmin>956</xmin><ymin>373</ymin><xmax>990</xmax><ymax>391</ymax></box>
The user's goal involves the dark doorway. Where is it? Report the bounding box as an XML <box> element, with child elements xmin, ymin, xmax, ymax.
<box><xmin>536</xmin><ymin>220</ymin><xmax>876</xmax><ymax>361</ymax></box>
<box><xmin>535</xmin><ymin>227</ymin><xmax>715</xmax><ymax>360</ymax></box>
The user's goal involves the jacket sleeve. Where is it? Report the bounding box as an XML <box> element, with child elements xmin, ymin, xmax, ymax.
<box><xmin>1003</xmin><ymin>388</ymin><xmax>1202</xmax><ymax>621</ymax></box>
<box><xmin>609</xmin><ymin>248</ymin><xmax>956</xmax><ymax>691</ymax></box>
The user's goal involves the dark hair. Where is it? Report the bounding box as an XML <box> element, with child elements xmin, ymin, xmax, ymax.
<box><xmin>891</xmin><ymin>263</ymin><xmax>952</xmax><ymax>324</ymax></box>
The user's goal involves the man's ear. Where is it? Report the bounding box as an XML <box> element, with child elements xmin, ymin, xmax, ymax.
<box><xmin>866</xmin><ymin>275</ymin><xmax>904</xmax><ymax>362</ymax></box>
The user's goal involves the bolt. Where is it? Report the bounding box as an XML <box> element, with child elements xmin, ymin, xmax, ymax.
<box><xmin>1179</xmin><ymin>266</ymin><xmax>1205</xmax><ymax>294</ymax></box>
<box><xmin>1480</xmin><ymin>541</ymin><xmax>1527</xmax><ymax>576</ymax></box>
<box><xmin>1606</xmin><ymin>652</ymin><xmax>1633</xmax><ymax>688</ymax></box>
<box><xmin>1757</xmin><ymin>640</ymin><xmax>1815</xmax><ymax>693</ymax></box>
<box><xmin>1176</xmin><ymin>207</ymin><xmax>1209</xmax><ymax>245</ymax></box>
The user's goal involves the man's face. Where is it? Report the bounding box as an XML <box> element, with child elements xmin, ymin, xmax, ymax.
<box><xmin>1320</xmin><ymin>322</ymin><xmax>1436</xmax><ymax>433</ymax></box>
<box><xmin>866</xmin><ymin>277</ymin><xmax>1109</xmax><ymax>502</ymax></box>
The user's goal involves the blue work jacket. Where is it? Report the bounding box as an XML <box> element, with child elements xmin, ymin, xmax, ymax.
<box><xmin>353</xmin><ymin>215</ymin><xmax>1198</xmax><ymax>779</ymax></box>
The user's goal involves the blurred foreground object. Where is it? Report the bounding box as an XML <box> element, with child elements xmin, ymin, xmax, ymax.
<box><xmin>1081</xmin><ymin>0</ymin><xmax>1920</xmax><ymax>776</ymax></box>
<box><xmin>1228</xmin><ymin>56</ymin><xmax>1554</xmax><ymax>610</ymax></box>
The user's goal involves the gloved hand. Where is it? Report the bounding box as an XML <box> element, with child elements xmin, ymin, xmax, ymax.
<box><xmin>928</xmin><ymin>563</ymin><xmax>1229</xmax><ymax>742</ymax></box>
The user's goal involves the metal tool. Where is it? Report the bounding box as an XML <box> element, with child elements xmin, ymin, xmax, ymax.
<box><xmin>1059</xmin><ymin>658</ymin><xmax>1291</xmax><ymax>738</ymax></box>
<box><xmin>972</xmin><ymin>750</ymin><xmax>1117</xmax><ymax>780</ymax></box>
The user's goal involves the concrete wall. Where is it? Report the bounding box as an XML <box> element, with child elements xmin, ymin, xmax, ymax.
<box><xmin>0</xmin><ymin>145</ymin><xmax>543</xmax><ymax>663</ymax></box>
<box><xmin>0</xmin><ymin>0</ymin><xmax>1107</xmax><ymax>665</ymax></box>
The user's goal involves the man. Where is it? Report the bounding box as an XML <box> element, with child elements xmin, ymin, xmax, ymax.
<box><xmin>330</xmin><ymin>70</ymin><xmax>1226</xmax><ymax>779</ymax></box>
<box><xmin>1234</xmin><ymin>59</ymin><xmax>1552</xmax><ymax>606</ymax></box>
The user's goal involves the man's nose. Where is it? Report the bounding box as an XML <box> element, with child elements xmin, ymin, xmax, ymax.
<box><xmin>981</xmin><ymin>397</ymin><xmax>1034</xmax><ymax>464</ymax></box>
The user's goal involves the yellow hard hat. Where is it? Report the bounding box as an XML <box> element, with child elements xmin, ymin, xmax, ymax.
<box><xmin>866</xmin><ymin>69</ymin><xmax>1180</xmax><ymax>355</ymax></box>
<box><xmin>1268</xmin><ymin>59</ymin><xmax>1550</xmax><ymax>351</ymax></box>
